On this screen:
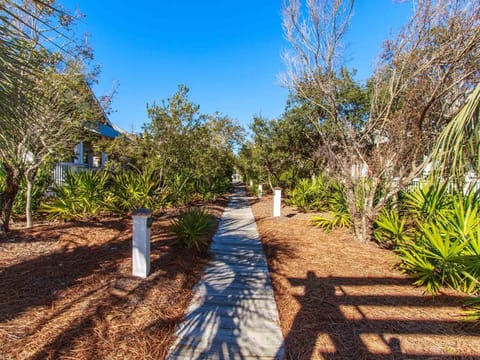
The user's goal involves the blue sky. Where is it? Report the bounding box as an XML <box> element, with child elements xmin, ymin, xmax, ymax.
<box><xmin>63</xmin><ymin>1</ymin><xmax>413</xmax><ymax>132</ymax></box>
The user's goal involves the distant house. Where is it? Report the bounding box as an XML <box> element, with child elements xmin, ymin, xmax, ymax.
<box><xmin>52</xmin><ymin>86</ymin><xmax>124</xmax><ymax>185</ymax></box>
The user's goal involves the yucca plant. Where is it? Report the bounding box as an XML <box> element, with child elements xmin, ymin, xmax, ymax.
<box><xmin>169</xmin><ymin>208</ymin><xmax>213</xmax><ymax>250</ymax></box>
<box><xmin>41</xmin><ymin>169</ymin><xmax>110</xmax><ymax>220</ymax></box>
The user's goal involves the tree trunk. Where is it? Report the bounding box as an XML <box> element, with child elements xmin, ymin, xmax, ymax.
<box><xmin>25</xmin><ymin>176</ymin><xmax>34</xmax><ymax>228</ymax></box>
<box><xmin>0</xmin><ymin>167</ymin><xmax>21</xmax><ymax>233</ymax></box>
<box><xmin>345</xmin><ymin>177</ymin><xmax>377</xmax><ymax>243</ymax></box>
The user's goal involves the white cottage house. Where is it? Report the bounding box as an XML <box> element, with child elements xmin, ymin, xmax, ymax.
<box><xmin>52</xmin><ymin>84</ymin><xmax>124</xmax><ymax>186</ymax></box>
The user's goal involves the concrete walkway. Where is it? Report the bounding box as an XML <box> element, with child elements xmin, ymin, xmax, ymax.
<box><xmin>167</xmin><ymin>188</ymin><xmax>284</xmax><ymax>360</ymax></box>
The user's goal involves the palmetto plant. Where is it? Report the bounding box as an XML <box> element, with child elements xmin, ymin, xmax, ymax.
<box><xmin>373</xmin><ymin>208</ymin><xmax>410</xmax><ymax>247</ymax></box>
<box><xmin>287</xmin><ymin>176</ymin><xmax>328</xmax><ymax>212</ymax></box>
<box><xmin>41</xmin><ymin>170</ymin><xmax>110</xmax><ymax>220</ymax></box>
<box><xmin>397</xmin><ymin>185</ymin><xmax>480</xmax><ymax>295</ymax></box>
<box><xmin>311</xmin><ymin>180</ymin><xmax>352</xmax><ymax>233</ymax></box>
<box><xmin>109</xmin><ymin>167</ymin><xmax>162</xmax><ymax>212</ymax></box>
<box><xmin>403</xmin><ymin>179</ymin><xmax>452</xmax><ymax>222</ymax></box>
<box><xmin>169</xmin><ymin>208</ymin><xmax>213</xmax><ymax>251</ymax></box>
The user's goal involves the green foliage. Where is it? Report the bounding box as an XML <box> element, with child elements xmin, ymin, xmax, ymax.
<box><xmin>109</xmin><ymin>167</ymin><xmax>162</xmax><ymax>212</ymax></box>
<box><xmin>403</xmin><ymin>179</ymin><xmax>452</xmax><ymax>221</ymax></box>
<box><xmin>373</xmin><ymin>208</ymin><xmax>410</xmax><ymax>247</ymax></box>
<box><xmin>311</xmin><ymin>180</ymin><xmax>352</xmax><ymax>233</ymax></box>
<box><xmin>12</xmin><ymin>170</ymin><xmax>52</xmax><ymax>216</ymax></box>
<box><xmin>169</xmin><ymin>208</ymin><xmax>213</xmax><ymax>250</ymax></box>
<box><xmin>393</xmin><ymin>181</ymin><xmax>480</xmax><ymax>295</ymax></box>
<box><xmin>287</xmin><ymin>177</ymin><xmax>327</xmax><ymax>212</ymax></box>
<box><xmin>41</xmin><ymin>170</ymin><xmax>110</xmax><ymax>220</ymax></box>
<box><xmin>311</xmin><ymin>209</ymin><xmax>352</xmax><ymax>234</ymax></box>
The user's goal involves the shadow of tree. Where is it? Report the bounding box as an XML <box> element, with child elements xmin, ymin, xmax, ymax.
<box><xmin>0</xmin><ymin>210</ymin><xmax>223</xmax><ymax>359</ymax></box>
<box><xmin>165</xmin><ymin>187</ymin><xmax>285</xmax><ymax>359</ymax></box>
<box><xmin>277</xmin><ymin>272</ymin><xmax>480</xmax><ymax>359</ymax></box>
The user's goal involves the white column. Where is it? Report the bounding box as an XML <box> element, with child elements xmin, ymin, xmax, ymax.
<box><xmin>132</xmin><ymin>208</ymin><xmax>152</xmax><ymax>278</ymax></box>
<box><xmin>74</xmin><ymin>142</ymin><xmax>84</xmax><ymax>164</ymax></box>
<box><xmin>273</xmin><ymin>188</ymin><xmax>282</xmax><ymax>217</ymax></box>
<box><xmin>249</xmin><ymin>180</ymin><xmax>253</xmax><ymax>187</ymax></box>
<box><xmin>101</xmin><ymin>152</ymin><xmax>108</xmax><ymax>168</ymax></box>
<box><xmin>258</xmin><ymin>184</ymin><xmax>263</xmax><ymax>198</ymax></box>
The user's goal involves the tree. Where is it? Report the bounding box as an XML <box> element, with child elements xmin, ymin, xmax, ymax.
<box><xmin>244</xmin><ymin>103</ymin><xmax>322</xmax><ymax>190</ymax></box>
<box><xmin>0</xmin><ymin>1</ymin><xmax>94</xmax><ymax>232</ymax></box>
<box><xmin>282</xmin><ymin>0</ymin><xmax>480</xmax><ymax>242</ymax></box>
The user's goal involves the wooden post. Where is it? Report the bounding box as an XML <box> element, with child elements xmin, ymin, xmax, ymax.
<box><xmin>258</xmin><ymin>184</ymin><xmax>263</xmax><ymax>198</ymax></box>
<box><xmin>132</xmin><ymin>208</ymin><xmax>152</xmax><ymax>278</ymax></box>
<box><xmin>273</xmin><ymin>188</ymin><xmax>281</xmax><ymax>217</ymax></box>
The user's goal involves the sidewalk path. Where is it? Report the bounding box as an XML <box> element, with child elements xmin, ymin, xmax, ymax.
<box><xmin>167</xmin><ymin>187</ymin><xmax>284</xmax><ymax>360</ymax></box>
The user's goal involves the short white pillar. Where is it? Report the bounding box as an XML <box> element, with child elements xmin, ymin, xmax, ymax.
<box><xmin>273</xmin><ymin>188</ymin><xmax>282</xmax><ymax>217</ymax></box>
<box><xmin>258</xmin><ymin>184</ymin><xmax>263</xmax><ymax>198</ymax></box>
<box><xmin>249</xmin><ymin>180</ymin><xmax>253</xmax><ymax>187</ymax></box>
<box><xmin>132</xmin><ymin>208</ymin><xmax>152</xmax><ymax>278</ymax></box>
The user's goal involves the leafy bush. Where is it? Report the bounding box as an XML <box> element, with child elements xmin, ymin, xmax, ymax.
<box><xmin>311</xmin><ymin>209</ymin><xmax>352</xmax><ymax>233</ymax></box>
<box><xmin>311</xmin><ymin>180</ymin><xmax>352</xmax><ymax>232</ymax></box>
<box><xmin>169</xmin><ymin>208</ymin><xmax>213</xmax><ymax>250</ymax></box>
<box><xmin>373</xmin><ymin>208</ymin><xmax>410</xmax><ymax>247</ymax></box>
<box><xmin>109</xmin><ymin>167</ymin><xmax>162</xmax><ymax>212</ymax></box>
<box><xmin>41</xmin><ymin>170</ymin><xmax>110</xmax><ymax>220</ymax></box>
<box><xmin>395</xmin><ymin>183</ymin><xmax>480</xmax><ymax>294</ymax></box>
<box><xmin>287</xmin><ymin>177</ymin><xmax>328</xmax><ymax>212</ymax></box>
<box><xmin>403</xmin><ymin>179</ymin><xmax>452</xmax><ymax>221</ymax></box>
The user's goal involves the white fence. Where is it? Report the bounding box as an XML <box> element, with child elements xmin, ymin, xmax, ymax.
<box><xmin>52</xmin><ymin>162</ymin><xmax>100</xmax><ymax>186</ymax></box>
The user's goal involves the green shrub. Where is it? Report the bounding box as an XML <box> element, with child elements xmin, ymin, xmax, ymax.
<box><xmin>169</xmin><ymin>208</ymin><xmax>213</xmax><ymax>250</ymax></box>
<box><xmin>310</xmin><ymin>178</ymin><xmax>352</xmax><ymax>233</ymax></box>
<box><xmin>109</xmin><ymin>167</ymin><xmax>162</xmax><ymax>212</ymax></box>
<box><xmin>396</xmin><ymin>185</ymin><xmax>480</xmax><ymax>294</ymax></box>
<box><xmin>41</xmin><ymin>170</ymin><xmax>110</xmax><ymax>220</ymax></box>
<box><xmin>403</xmin><ymin>179</ymin><xmax>452</xmax><ymax>221</ymax></box>
<box><xmin>311</xmin><ymin>209</ymin><xmax>352</xmax><ymax>233</ymax></box>
<box><xmin>287</xmin><ymin>177</ymin><xmax>327</xmax><ymax>212</ymax></box>
<box><xmin>373</xmin><ymin>208</ymin><xmax>410</xmax><ymax>247</ymax></box>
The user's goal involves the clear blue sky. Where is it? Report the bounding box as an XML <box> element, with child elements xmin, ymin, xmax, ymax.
<box><xmin>62</xmin><ymin>1</ymin><xmax>413</xmax><ymax>132</ymax></box>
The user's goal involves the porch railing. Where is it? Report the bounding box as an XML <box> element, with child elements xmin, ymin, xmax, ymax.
<box><xmin>52</xmin><ymin>162</ymin><xmax>101</xmax><ymax>186</ymax></box>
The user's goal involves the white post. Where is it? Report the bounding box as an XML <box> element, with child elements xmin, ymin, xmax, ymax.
<box><xmin>258</xmin><ymin>184</ymin><xmax>263</xmax><ymax>198</ymax></box>
<box><xmin>101</xmin><ymin>152</ymin><xmax>108</xmax><ymax>168</ymax></box>
<box><xmin>132</xmin><ymin>208</ymin><xmax>152</xmax><ymax>278</ymax></box>
<box><xmin>274</xmin><ymin>188</ymin><xmax>282</xmax><ymax>217</ymax></box>
<box><xmin>249</xmin><ymin>180</ymin><xmax>253</xmax><ymax>187</ymax></box>
<box><xmin>74</xmin><ymin>142</ymin><xmax>84</xmax><ymax>164</ymax></box>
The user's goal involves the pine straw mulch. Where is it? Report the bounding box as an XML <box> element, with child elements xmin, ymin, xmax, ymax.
<box><xmin>250</xmin><ymin>194</ymin><xmax>480</xmax><ymax>360</ymax></box>
<box><xmin>0</xmin><ymin>196</ymin><xmax>229</xmax><ymax>360</ymax></box>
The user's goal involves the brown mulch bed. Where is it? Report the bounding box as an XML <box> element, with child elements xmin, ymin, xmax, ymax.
<box><xmin>250</xmin><ymin>194</ymin><xmax>480</xmax><ymax>360</ymax></box>
<box><xmin>0</xmin><ymin>196</ymin><xmax>229</xmax><ymax>360</ymax></box>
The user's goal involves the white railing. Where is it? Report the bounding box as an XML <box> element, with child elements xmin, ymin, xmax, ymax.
<box><xmin>52</xmin><ymin>162</ymin><xmax>101</xmax><ymax>186</ymax></box>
